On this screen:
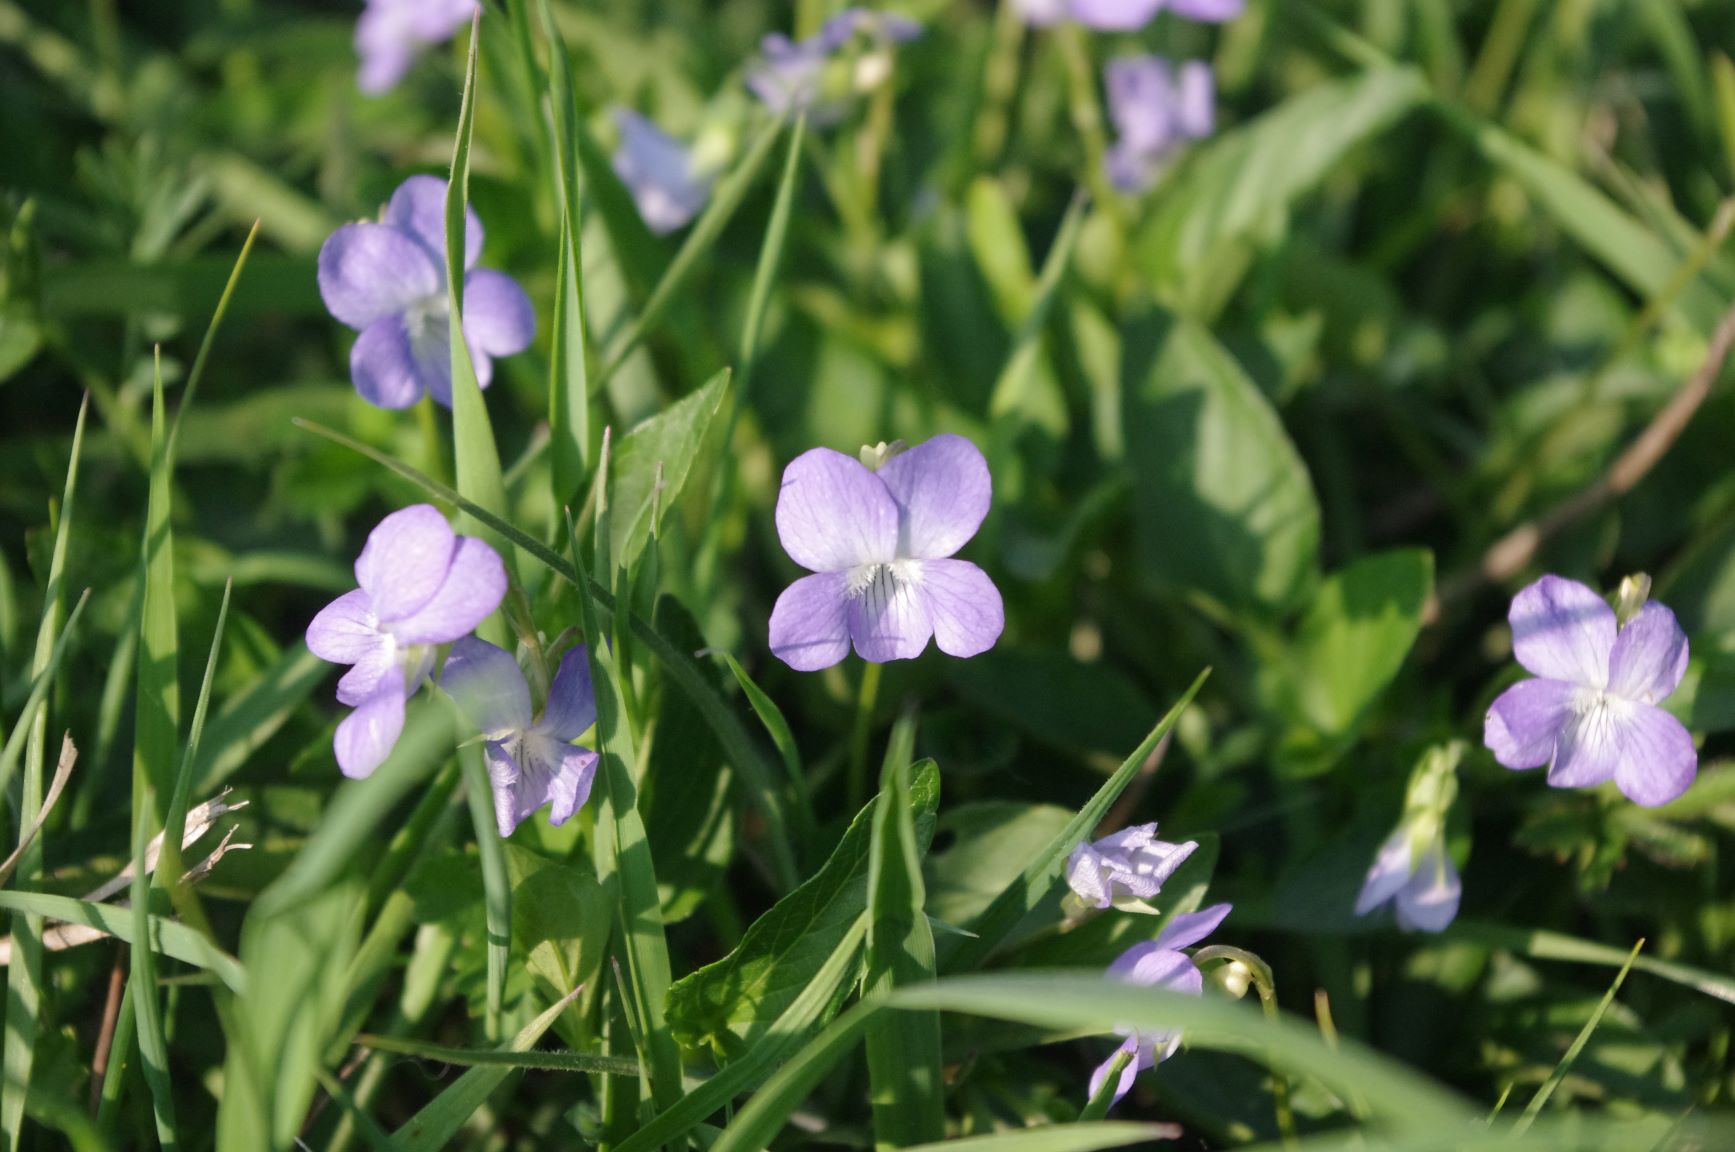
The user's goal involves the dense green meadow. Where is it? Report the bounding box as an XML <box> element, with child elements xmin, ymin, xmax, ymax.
<box><xmin>4</xmin><ymin>0</ymin><xmax>1735</xmax><ymax>1147</ymax></box>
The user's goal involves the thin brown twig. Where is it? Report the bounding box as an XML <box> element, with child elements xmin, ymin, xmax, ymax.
<box><xmin>1430</xmin><ymin>301</ymin><xmax>1735</xmax><ymax>620</ymax></box>
<box><xmin>89</xmin><ymin>945</ymin><xmax>125</xmax><ymax>1114</ymax></box>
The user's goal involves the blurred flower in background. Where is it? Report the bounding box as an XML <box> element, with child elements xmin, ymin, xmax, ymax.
<box><xmin>746</xmin><ymin>8</ymin><xmax>921</xmax><ymax>125</ymax></box>
<box><xmin>1355</xmin><ymin>743</ymin><xmax>1466</xmax><ymax>933</ymax></box>
<box><xmin>1016</xmin><ymin>0</ymin><xmax>1244</xmax><ymax>29</ymax></box>
<box><xmin>317</xmin><ymin>175</ymin><xmax>534</xmax><ymax>409</ymax></box>
<box><xmin>1103</xmin><ymin>56</ymin><xmax>1214</xmax><ymax>193</ymax></box>
<box><xmin>356</xmin><ymin>0</ymin><xmax>478</xmax><ymax>94</ymax></box>
<box><xmin>611</xmin><ymin>109</ymin><xmax>717</xmax><ymax>234</ymax></box>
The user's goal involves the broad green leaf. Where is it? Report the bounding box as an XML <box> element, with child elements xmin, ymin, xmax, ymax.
<box><xmin>1123</xmin><ymin>316</ymin><xmax>1320</xmax><ymax>618</ymax></box>
<box><xmin>965</xmin><ymin>176</ymin><xmax>1037</xmax><ymax>323</ymax></box>
<box><xmin>988</xmin><ymin>191</ymin><xmax>1084</xmax><ymax>440</ymax></box>
<box><xmin>923</xmin><ymin>802</ymin><xmax>1074</xmax><ymax>929</ymax></box>
<box><xmin>864</xmin><ymin>756</ymin><xmax>943</xmax><ymax>1148</ymax></box>
<box><xmin>941</xmin><ymin>670</ymin><xmax>1209</xmax><ymax>974</ymax></box>
<box><xmin>610</xmin><ymin>368</ymin><xmax>729</xmax><ymax>571</ymax></box>
<box><xmin>667</xmin><ymin>760</ymin><xmax>941</xmax><ymax>1054</ymax></box>
<box><xmin>507</xmin><ymin>846</ymin><xmax>610</xmax><ymax>1009</ymax></box>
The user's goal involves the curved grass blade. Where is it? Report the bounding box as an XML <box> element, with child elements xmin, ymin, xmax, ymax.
<box><xmin>1512</xmin><ymin>939</ymin><xmax>1644</xmax><ymax>1134</ymax></box>
<box><xmin>939</xmin><ymin>669</ymin><xmax>1210</xmax><ymax>973</ymax></box>
<box><xmin>353</xmin><ymin>1033</ymin><xmax>638</xmax><ymax>1076</ymax></box>
<box><xmin>1451</xmin><ymin>920</ymin><xmax>1735</xmax><ymax>1006</ymax></box>
<box><xmin>736</xmin><ymin>113</ymin><xmax>806</xmax><ymax>402</ymax></box>
<box><xmin>538</xmin><ymin>0</ymin><xmax>591</xmax><ymax>507</ymax></box>
<box><xmin>900</xmin><ymin>1127</ymin><xmax>1178</xmax><ymax>1152</ymax></box>
<box><xmin>0</xmin><ymin>890</ymin><xmax>245</xmax><ymax>993</ymax></box>
<box><xmin>711</xmin><ymin>998</ymin><xmax>880</xmax><ymax>1152</ymax></box>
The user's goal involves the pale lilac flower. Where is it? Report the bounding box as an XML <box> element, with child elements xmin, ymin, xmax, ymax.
<box><xmin>1484</xmin><ymin>576</ymin><xmax>1696</xmax><ymax>807</ymax></box>
<box><xmin>1103</xmin><ymin>57</ymin><xmax>1214</xmax><ymax>193</ymax></box>
<box><xmin>1065</xmin><ymin>824</ymin><xmax>1198</xmax><ymax>913</ymax></box>
<box><xmin>306</xmin><ymin>505</ymin><xmax>507</xmax><ymax>779</ymax></box>
<box><xmin>356</xmin><ymin>0</ymin><xmax>477</xmax><ymax>95</ymax></box>
<box><xmin>1354</xmin><ymin>828</ymin><xmax>1460</xmax><ymax>933</ymax></box>
<box><xmin>611</xmin><ymin>109</ymin><xmax>714</xmax><ymax>235</ymax></box>
<box><xmin>746</xmin><ymin>9</ymin><xmax>921</xmax><ymax>125</ymax></box>
<box><xmin>1024</xmin><ymin>0</ymin><xmax>1243</xmax><ymax>29</ymax></box>
<box><xmin>769</xmin><ymin>435</ymin><xmax>1004</xmax><ymax>671</ymax></box>
<box><xmin>442</xmin><ymin>638</ymin><xmax>600</xmax><ymax>838</ymax></box>
<box><xmin>1091</xmin><ymin>903</ymin><xmax>1231</xmax><ymax>1109</ymax></box>
<box><xmin>318</xmin><ymin>175</ymin><xmax>534</xmax><ymax>409</ymax></box>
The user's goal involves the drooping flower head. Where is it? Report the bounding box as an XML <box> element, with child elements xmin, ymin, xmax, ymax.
<box><xmin>442</xmin><ymin>638</ymin><xmax>600</xmax><ymax>838</ymax></box>
<box><xmin>1091</xmin><ymin>903</ymin><xmax>1232</xmax><ymax>1109</ymax></box>
<box><xmin>746</xmin><ymin>8</ymin><xmax>922</xmax><ymax>125</ymax></box>
<box><xmin>356</xmin><ymin>0</ymin><xmax>477</xmax><ymax>95</ymax></box>
<box><xmin>769</xmin><ymin>435</ymin><xmax>1005</xmax><ymax>671</ymax></box>
<box><xmin>306</xmin><ymin>505</ymin><xmax>507</xmax><ymax>779</ymax></box>
<box><xmin>1065</xmin><ymin>824</ymin><xmax>1198</xmax><ymax>914</ymax></box>
<box><xmin>1016</xmin><ymin>0</ymin><xmax>1244</xmax><ymax>29</ymax></box>
<box><xmin>1103</xmin><ymin>56</ymin><xmax>1214</xmax><ymax>193</ymax></box>
<box><xmin>1484</xmin><ymin>575</ymin><xmax>1696</xmax><ymax>807</ymax></box>
<box><xmin>611</xmin><ymin>109</ymin><xmax>716</xmax><ymax>235</ymax></box>
<box><xmin>318</xmin><ymin>175</ymin><xmax>534</xmax><ymax>409</ymax></box>
<box><xmin>1355</xmin><ymin>743</ymin><xmax>1465</xmax><ymax>933</ymax></box>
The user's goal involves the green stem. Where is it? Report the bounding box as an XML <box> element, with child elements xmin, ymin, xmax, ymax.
<box><xmin>1195</xmin><ymin>946</ymin><xmax>1297</xmax><ymax>1148</ymax></box>
<box><xmin>847</xmin><ymin>661</ymin><xmax>883</xmax><ymax>813</ymax></box>
<box><xmin>460</xmin><ymin>738</ymin><xmax>511</xmax><ymax>1043</ymax></box>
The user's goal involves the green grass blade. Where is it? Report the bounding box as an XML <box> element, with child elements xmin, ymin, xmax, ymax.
<box><xmin>538</xmin><ymin>0</ymin><xmax>591</xmax><ymax>507</ymax></box>
<box><xmin>459</xmin><ymin>734</ymin><xmax>511</xmax><ymax>1042</ymax></box>
<box><xmin>736</xmin><ymin>113</ymin><xmax>806</xmax><ymax>401</ymax></box>
<box><xmin>0</xmin><ymin>890</ymin><xmax>246</xmax><ymax>992</ymax></box>
<box><xmin>0</xmin><ymin>591</ymin><xmax>90</xmax><ymax>802</ymax></box>
<box><xmin>899</xmin><ymin>1128</ymin><xmax>1177</xmax><ymax>1152</ymax></box>
<box><xmin>2</xmin><ymin>394</ymin><xmax>87</xmax><ymax>1152</ymax></box>
<box><xmin>443</xmin><ymin>12</ymin><xmax>512</xmax><ymax>574</ymax></box>
<box><xmin>131</xmin><ymin>358</ymin><xmax>181</xmax><ymax>1148</ymax></box>
<box><xmin>570</xmin><ymin>537</ymin><xmax>684</xmax><ymax>1110</ymax></box>
<box><xmin>711</xmin><ymin>998</ymin><xmax>881</xmax><ymax>1152</ymax></box>
<box><xmin>292</xmin><ymin>418</ymin><xmax>802</xmax><ymax>890</ymax></box>
<box><xmin>893</xmin><ymin>974</ymin><xmax>1475</xmax><ymax>1131</ymax></box>
<box><xmin>1512</xmin><ymin>939</ymin><xmax>1644</xmax><ymax>1133</ymax></box>
<box><xmin>392</xmin><ymin>988</ymin><xmax>582</xmax><ymax>1151</ymax></box>
<box><xmin>987</xmin><ymin>190</ymin><xmax>1085</xmax><ymax>429</ymax></box>
<box><xmin>863</xmin><ymin>755</ymin><xmax>944</xmax><ymax>1149</ymax></box>
<box><xmin>1451</xmin><ymin>920</ymin><xmax>1735</xmax><ymax>1005</ymax></box>
<box><xmin>595</xmin><ymin>113</ymin><xmax>789</xmax><ymax>391</ymax></box>
<box><xmin>166</xmin><ymin>221</ymin><xmax>259</xmax><ymax>461</ymax></box>
<box><xmin>153</xmin><ymin>580</ymin><xmax>230</xmax><ymax>934</ymax></box>
<box><xmin>939</xmin><ymin>669</ymin><xmax>1210</xmax><ymax>973</ymax></box>
<box><xmin>353</xmin><ymin>1034</ymin><xmax>638</xmax><ymax>1076</ymax></box>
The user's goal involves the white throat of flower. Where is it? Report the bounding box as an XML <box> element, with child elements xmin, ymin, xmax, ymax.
<box><xmin>403</xmin><ymin>292</ymin><xmax>452</xmax><ymax>348</ymax></box>
<box><xmin>844</xmin><ymin>558</ymin><xmax>920</xmax><ymax>612</ymax></box>
<box><xmin>1568</xmin><ymin>686</ymin><xmax>1636</xmax><ymax>741</ymax></box>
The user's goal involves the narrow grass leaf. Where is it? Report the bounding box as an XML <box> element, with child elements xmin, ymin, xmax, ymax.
<box><xmin>902</xmin><ymin>1126</ymin><xmax>1175</xmax><ymax>1152</ymax></box>
<box><xmin>538</xmin><ymin>0</ymin><xmax>590</xmax><ymax>507</ymax></box>
<box><xmin>459</xmin><ymin>735</ymin><xmax>511</xmax><ymax>1042</ymax></box>
<box><xmin>0</xmin><ymin>891</ymin><xmax>246</xmax><ymax>992</ymax></box>
<box><xmin>988</xmin><ymin>190</ymin><xmax>1084</xmax><ymax>432</ymax></box>
<box><xmin>711</xmin><ymin>998</ymin><xmax>880</xmax><ymax>1152</ymax></box>
<box><xmin>353</xmin><ymin>1034</ymin><xmax>638</xmax><ymax>1076</ymax></box>
<box><xmin>940</xmin><ymin>670</ymin><xmax>1209</xmax><ymax>973</ymax></box>
<box><xmin>1513</xmin><ymin>939</ymin><xmax>1644</xmax><ymax>1133</ymax></box>
<box><xmin>1452</xmin><ymin>920</ymin><xmax>1735</xmax><ymax>1005</ymax></box>
<box><xmin>737</xmin><ymin>113</ymin><xmax>806</xmax><ymax>400</ymax></box>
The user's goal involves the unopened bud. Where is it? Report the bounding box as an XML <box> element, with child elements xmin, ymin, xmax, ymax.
<box><xmin>859</xmin><ymin>440</ymin><xmax>909</xmax><ymax>470</ymax></box>
<box><xmin>1616</xmin><ymin>573</ymin><xmax>1652</xmax><ymax>627</ymax></box>
<box><xmin>1211</xmin><ymin>959</ymin><xmax>1253</xmax><ymax>1000</ymax></box>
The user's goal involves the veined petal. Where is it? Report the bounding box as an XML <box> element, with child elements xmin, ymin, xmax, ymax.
<box><xmin>389</xmin><ymin>536</ymin><xmax>507</xmax><ymax>645</ymax></box>
<box><xmin>355</xmin><ymin>504</ymin><xmax>455</xmax><ymax>622</ymax></box>
<box><xmin>461</xmin><ymin>268</ymin><xmax>535</xmax><ymax>357</ymax></box>
<box><xmin>442</xmin><ymin>636</ymin><xmax>531</xmax><ymax>737</ymax></box>
<box><xmin>350</xmin><ymin>315</ymin><xmax>430</xmax><ymax>409</ymax></box>
<box><xmin>317</xmin><ymin>222</ymin><xmax>441</xmax><ymax>329</ymax></box>
<box><xmin>1547</xmin><ymin>695</ymin><xmax>1625</xmax><ymax>790</ymax></box>
<box><xmin>916</xmin><ymin>559</ymin><xmax>1004</xmax><ymax>659</ymax></box>
<box><xmin>1608</xmin><ymin>601</ymin><xmax>1689</xmax><ymax>706</ymax></box>
<box><xmin>1509</xmin><ymin>575</ymin><xmax>1615</xmax><ymax>688</ymax></box>
<box><xmin>542</xmin><ymin>645</ymin><xmax>598</xmax><ymax>741</ymax></box>
<box><xmin>1395</xmin><ymin>843</ymin><xmax>1460</xmax><ymax>933</ymax></box>
<box><xmin>1353</xmin><ymin>829</ymin><xmax>1413</xmax><ymax>917</ymax></box>
<box><xmin>848</xmin><ymin>564</ymin><xmax>933</xmax><ymax>663</ymax></box>
<box><xmin>336</xmin><ymin>642</ymin><xmax>396</xmax><ymax>708</ymax></box>
<box><xmin>876</xmin><ymin>434</ymin><xmax>992</xmax><ymax>560</ymax></box>
<box><xmin>335</xmin><ymin>668</ymin><xmax>407</xmax><ymax>779</ymax></box>
<box><xmin>537</xmin><ymin>744</ymin><xmax>598</xmax><ymax>827</ymax></box>
<box><xmin>775</xmin><ymin>448</ymin><xmax>899</xmax><ymax>572</ymax></box>
<box><xmin>307</xmin><ymin>588</ymin><xmax>381</xmax><ymax>664</ymax></box>
<box><xmin>484</xmin><ymin>742</ymin><xmax>527</xmax><ymax>840</ymax></box>
<box><xmin>1065</xmin><ymin>843</ymin><xmax>1114</xmax><ymax>910</ymax></box>
<box><xmin>385</xmin><ymin>174</ymin><xmax>482</xmax><ymax>269</ymax></box>
<box><xmin>1154</xmin><ymin>902</ymin><xmax>1230</xmax><ymax>951</ymax></box>
<box><xmin>1611</xmin><ymin>703</ymin><xmax>1697</xmax><ymax>808</ymax></box>
<box><xmin>770</xmin><ymin>572</ymin><xmax>853</xmax><ymax>671</ymax></box>
<box><xmin>1484</xmin><ymin>677</ymin><xmax>1574</xmax><ymax>770</ymax></box>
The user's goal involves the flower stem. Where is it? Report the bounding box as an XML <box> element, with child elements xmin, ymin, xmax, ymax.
<box><xmin>847</xmin><ymin>660</ymin><xmax>883</xmax><ymax>811</ymax></box>
<box><xmin>1195</xmin><ymin>945</ymin><xmax>1297</xmax><ymax>1148</ymax></box>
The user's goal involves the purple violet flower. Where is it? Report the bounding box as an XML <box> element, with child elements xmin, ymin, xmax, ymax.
<box><xmin>611</xmin><ymin>109</ymin><xmax>715</xmax><ymax>235</ymax></box>
<box><xmin>356</xmin><ymin>0</ymin><xmax>478</xmax><ymax>95</ymax></box>
<box><xmin>1484</xmin><ymin>576</ymin><xmax>1696</xmax><ymax>807</ymax></box>
<box><xmin>306</xmin><ymin>505</ymin><xmax>507</xmax><ymax>779</ymax></box>
<box><xmin>1090</xmin><ymin>903</ymin><xmax>1232</xmax><ymax>1109</ymax></box>
<box><xmin>1103</xmin><ymin>56</ymin><xmax>1214</xmax><ymax>193</ymax></box>
<box><xmin>442</xmin><ymin>638</ymin><xmax>600</xmax><ymax>838</ymax></box>
<box><xmin>769</xmin><ymin>435</ymin><xmax>1004</xmax><ymax>671</ymax></box>
<box><xmin>1065</xmin><ymin>824</ymin><xmax>1198</xmax><ymax>913</ymax></box>
<box><xmin>318</xmin><ymin>175</ymin><xmax>534</xmax><ymax>410</ymax></box>
<box><xmin>1021</xmin><ymin>0</ymin><xmax>1244</xmax><ymax>29</ymax></box>
<box><xmin>1354</xmin><ymin>828</ymin><xmax>1460</xmax><ymax>933</ymax></box>
<box><xmin>746</xmin><ymin>9</ymin><xmax>922</xmax><ymax>125</ymax></box>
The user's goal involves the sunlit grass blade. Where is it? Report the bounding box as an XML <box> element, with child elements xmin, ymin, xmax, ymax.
<box><xmin>595</xmin><ymin>112</ymin><xmax>789</xmax><ymax>392</ymax></box>
<box><xmin>0</xmin><ymin>890</ymin><xmax>246</xmax><ymax>991</ymax></box>
<box><xmin>353</xmin><ymin>1033</ymin><xmax>638</xmax><ymax>1076</ymax></box>
<box><xmin>895</xmin><ymin>973</ymin><xmax>1474</xmax><ymax>1131</ymax></box>
<box><xmin>1451</xmin><ymin>920</ymin><xmax>1735</xmax><ymax>1005</ymax></box>
<box><xmin>1512</xmin><ymin>939</ymin><xmax>1644</xmax><ymax>1134</ymax></box>
<box><xmin>458</xmin><ymin>734</ymin><xmax>511</xmax><ymax>1042</ymax></box>
<box><xmin>987</xmin><ymin>190</ymin><xmax>1084</xmax><ymax>428</ymax></box>
<box><xmin>940</xmin><ymin>669</ymin><xmax>1210</xmax><ymax>973</ymax></box>
<box><xmin>392</xmin><ymin>987</ymin><xmax>583</xmax><ymax>1152</ymax></box>
<box><xmin>443</xmin><ymin>12</ymin><xmax>512</xmax><ymax>577</ymax></box>
<box><xmin>613</xmin><ymin>915</ymin><xmax>869</xmax><ymax>1152</ymax></box>
<box><xmin>717</xmin><ymin>652</ymin><xmax>812</xmax><ymax>844</ymax></box>
<box><xmin>293</xmin><ymin>418</ymin><xmax>802</xmax><ymax>890</ymax></box>
<box><xmin>0</xmin><ymin>592</ymin><xmax>90</xmax><ymax>802</ymax></box>
<box><xmin>736</xmin><ymin>112</ymin><xmax>806</xmax><ymax>401</ymax></box>
<box><xmin>538</xmin><ymin>0</ymin><xmax>591</xmax><ymax>507</ymax></box>
<box><xmin>131</xmin><ymin>358</ymin><xmax>181</xmax><ymax>1148</ymax></box>
<box><xmin>907</xmin><ymin>1128</ymin><xmax>1175</xmax><ymax>1152</ymax></box>
<box><xmin>569</xmin><ymin>527</ymin><xmax>683</xmax><ymax>1110</ymax></box>
<box><xmin>1</xmin><ymin>393</ymin><xmax>86</xmax><ymax>1152</ymax></box>
<box><xmin>864</xmin><ymin>754</ymin><xmax>943</xmax><ymax>1149</ymax></box>
<box><xmin>712</xmin><ymin>998</ymin><xmax>880</xmax><ymax>1152</ymax></box>
<box><xmin>166</xmin><ymin>220</ymin><xmax>258</xmax><ymax>459</ymax></box>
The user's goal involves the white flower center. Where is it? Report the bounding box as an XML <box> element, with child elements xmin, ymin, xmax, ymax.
<box><xmin>1569</xmin><ymin>687</ymin><xmax>1634</xmax><ymax>746</ymax></box>
<box><xmin>845</xmin><ymin>560</ymin><xmax>920</xmax><ymax>615</ymax></box>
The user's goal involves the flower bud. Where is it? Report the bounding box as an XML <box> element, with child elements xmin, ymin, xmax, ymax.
<box><xmin>1211</xmin><ymin>959</ymin><xmax>1253</xmax><ymax>999</ymax></box>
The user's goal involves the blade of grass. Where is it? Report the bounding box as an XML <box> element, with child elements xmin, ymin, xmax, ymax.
<box><xmin>354</xmin><ymin>1034</ymin><xmax>638</xmax><ymax>1076</ymax></box>
<box><xmin>712</xmin><ymin>997</ymin><xmax>881</xmax><ymax>1152</ymax></box>
<box><xmin>1</xmin><ymin>395</ymin><xmax>87</xmax><ymax>1152</ymax></box>
<box><xmin>0</xmin><ymin>891</ymin><xmax>246</xmax><ymax>992</ymax></box>
<box><xmin>153</xmin><ymin>581</ymin><xmax>230</xmax><ymax>941</ymax></box>
<box><xmin>459</xmin><ymin>732</ymin><xmax>511</xmax><ymax>1043</ymax></box>
<box><xmin>902</xmin><ymin>1127</ymin><xmax>1178</xmax><ymax>1152</ymax></box>
<box><xmin>166</xmin><ymin>221</ymin><xmax>259</xmax><ymax>459</ymax></box>
<box><xmin>539</xmin><ymin>0</ymin><xmax>591</xmax><ymax>506</ymax></box>
<box><xmin>293</xmin><ymin>419</ymin><xmax>801</xmax><ymax>890</ymax></box>
<box><xmin>939</xmin><ymin>669</ymin><xmax>1210</xmax><ymax>973</ymax></box>
<box><xmin>1451</xmin><ymin>920</ymin><xmax>1735</xmax><ymax>1005</ymax></box>
<box><xmin>987</xmin><ymin>190</ymin><xmax>1085</xmax><ymax>428</ymax></box>
<box><xmin>0</xmin><ymin>591</ymin><xmax>90</xmax><ymax>802</ymax></box>
<box><xmin>1511</xmin><ymin>939</ymin><xmax>1644</xmax><ymax>1134</ymax></box>
<box><xmin>736</xmin><ymin>113</ymin><xmax>806</xmax><ymax>403</ymax></box>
